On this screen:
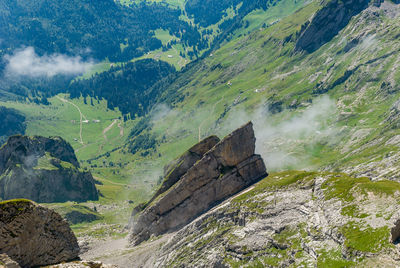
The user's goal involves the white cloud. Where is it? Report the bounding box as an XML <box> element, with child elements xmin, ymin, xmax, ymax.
<box><xmin>4</xmin><ymin>47</ymin><xmax>94</xmax><ymax>77</ymax></box>
<box><xmin>218</xmin><ymin>95</ymin><xmax>338</xmax><ymax>171</ymax></box>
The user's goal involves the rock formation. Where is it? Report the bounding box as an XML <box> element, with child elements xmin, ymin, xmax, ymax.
<box><xmin>295</xmin><ymin>0</ymin><xmax>372</xmax><ymax>53</ymax></box>
<box><xmin>146</xmin><ymin>171</ymin><xmax>400</xmax><ymax>267</ymax></box>
<box><xmin>0</xmin><ymin>135</ymin><xmax>98</xmax><ymax>203</ymax></box>
<box><xmin>0</xmin><ymin>199</ymin><xmax>80</xmax><ymax>267</ymax></box>
<box><xmin>129</xmin><ymin>122</ymin><xmax>267</xmax><ymax>245</ymax></box>
<box><xmin>0</xmin><ymin>254</ymin><xmax>20</xmax><ymax>268</ymax></box>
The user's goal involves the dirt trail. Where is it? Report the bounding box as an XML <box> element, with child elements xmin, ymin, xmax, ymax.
<box><xmin>93</xmin><ymin>176</ymin><xmax>131</xmax><ymax>187</ymax></box>
<box><xmin>103</xmin><ymin>119</ymin><xmax>118</xmax><ymax>141</ymax></box>
<box><xmin>117</xmin><ymin>121</ymin><xmax>124</xmax><ymax>136</ymax></box>
<box><xmin>57</xmin><ymin>96</ymin><xmax>87</xmax><ymax>144</ymax></box>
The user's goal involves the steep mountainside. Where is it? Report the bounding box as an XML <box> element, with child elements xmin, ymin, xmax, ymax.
<box><xmin>148</xmin><ymin>171</ymin><xmax>400</xmax><ymax>267</ymax></box>
<box><xmin>0</xmin><ymin>135</ymin><xmax>98</xmax><ymax>203</ymax></box>
<box><xmin>0</xmin><ymin>0</ymin><xmax>204</xmax><ymax>61</ymax></box>
<box><xmin>119</xmin><ymin>0</ymin><xmax>400</xmax><ymax>181</ymax></box>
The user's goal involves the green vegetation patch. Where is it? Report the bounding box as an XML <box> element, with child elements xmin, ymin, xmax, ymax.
<box><xmin>317</xmin><ymin>249</ymin><xmax>355</xmax><ymax>268</ymax></box>
<box><xmin>322</xmin><ymin>175</ymin><xmax>400</xmax><ymax>202</ymax></box>
<box><xmin>233</xmin><ymin>171</ymin><xmax>317</xmax><ymax>205</ymax></box>
<box><xmin>341</xmin><ymin>222</ymin><xmax>392</xmax><ymax>253</ymax></box>
<box><xmin>0</xmin><ymin>198</ymin><xmax>33</xmax><ymax>206</ymax></box>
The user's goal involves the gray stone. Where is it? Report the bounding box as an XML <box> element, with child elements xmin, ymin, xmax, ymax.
<box><xmin>129</xmin><ymin>122</ymin><xmax>267</xmax><ymax>245</ymax></box>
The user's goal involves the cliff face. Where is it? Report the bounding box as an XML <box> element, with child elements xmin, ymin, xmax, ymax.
<box><xmin>0</xmin><ymin>135</ymin><xmax>98</xmax><ymax>203</ymax></box>
<box><xmin>295</xmin><ymin>0</ymin><xmax>373</xmax><ymax>53</ymax></box>
<box><xmin>147</xmin><ymin>171</ymin><xmax>400</xmax><ymax>267</ymax></box>
<box><xmin>151</xmin><ymin>135</ymin><xmax>220</xmax><ymax>204</ymax></box>
<box><xmin>129</xmin><ymin>122</ymin><xmax>267</xmax><ymax>245</ymax></box>
<box><xmin>0</xmin><ymin>199</ymin><xmax>79</xmax><ymax>267</ymax></box>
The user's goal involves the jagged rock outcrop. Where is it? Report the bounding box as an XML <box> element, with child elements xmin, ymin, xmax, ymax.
<box><xmin>0</xmin><ymin>199</ymin><xmax>79</xmax><ymax>267</ymax></box>
<box><xmin>151</xmin><ymin>135</ymin><xmax>220</xmax><ymax>204</ymax></box>
<box><xmin>0</xmin><ymin>135</ymin><xmax>98</xmax><ymax>203</ymax></box>
<box><xmin>129</xmin><ymin>122</ymin><xmax>267</xmax><ymax>245</ymax></box>
<box><xmin>0</xmin><ymin>254</ymin><xmax>20</xmax><ymax>268</ymax></box>
<box><xmin>295</xmin><ymin>0</ymin><xmax>372</xmax><ymax>53</ymax></box>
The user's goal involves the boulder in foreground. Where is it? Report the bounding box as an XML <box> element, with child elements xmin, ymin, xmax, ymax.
<box><xmin>0</xmin><ymin>199</ymin><xmax>79</xmax><ymax>267</ymax></box>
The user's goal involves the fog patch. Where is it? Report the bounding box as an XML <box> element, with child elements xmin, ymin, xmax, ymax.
<box><xmin>4</xmin><ymin>47</ymin><xmax>94</xmax><ymax>77</ymax></box>
<box><xmin>359</xmin><ymin>35</ymin><xmax>377</xmax><ymax>51</ymax></box>
<box><xmin>219</xmin><ymin>95</ymin><xmax>338</xmax><ymax>171</ymax></box>
<box><xmin>150</xmin><ymin>104</ymin><xmax>174</xmax><ymax>122</ymax></box>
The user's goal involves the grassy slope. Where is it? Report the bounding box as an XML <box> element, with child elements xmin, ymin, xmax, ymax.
<box><xmin>8</xmin><ymin>0</ymin><xmax>400</xmax><ymax>241</ymax></box>
<box><xmin>130</xmin><ymin>1</ymin><xmax>400</xmax><ymax>181</ymax></box>
<box><xmin>0</xmin><ymin>0</ymin><xmax>310</xmax><ymax>236</ymax></box>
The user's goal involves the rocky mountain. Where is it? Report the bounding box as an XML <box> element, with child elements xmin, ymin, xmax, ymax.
<box><xmin>129</xmin><ymin>122</ymin><xmax>267</xmax><ymax>245</ymax></box>
<box><xmin>4</xmin><ymin>0</ymin><xmax>400</xmax><ymax>267</ymax></box>
<box><xmin>0</xmin><ymin>135</ymin><xmax>98</xmax><ymax>203</ymax></box>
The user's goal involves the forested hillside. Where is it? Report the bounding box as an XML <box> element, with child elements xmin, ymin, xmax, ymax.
<box><xmin>0</xmin><ymin>0</ymin><xmax>205</xmax><ymax>61</ymax></box>
<box><xmin>68</xmin><ymin>59</ymin><xmax>176</xmax><ymax>118</ymax></box>
<box><xmin>0</xmin><ymin>107</ymin><xmax>25</xmax><ymax>144</ymax></box>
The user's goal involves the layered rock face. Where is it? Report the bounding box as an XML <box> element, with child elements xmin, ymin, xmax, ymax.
<box><xmin>129</xmin><ymin>122</ymin><xmax>267</xmax><ymax>245</ymax></box>
<box><xmin>146</xmin><ymin>135</ymin><xmax>220</xmax><ymax>207</ymax></box>
<box><xmin>0</xmin><ymin>135</ymin><xmax>98</xmax><ymax>203</ymax></box>
<box><xmin>295</xmin><ymin>0</ymin><xmax>372</xmax><ymax>53</ymax></box>
<box><xmin>0</xmin><ymin>199</ymin><xmax>79</xmax><ymax>267</ymax></box>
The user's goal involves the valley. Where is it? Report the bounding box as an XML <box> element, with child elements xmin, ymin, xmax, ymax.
<box><xmin>2</xmin><ymin>0</ymin><xmax>400</xmax><ymax>267</ymax></box>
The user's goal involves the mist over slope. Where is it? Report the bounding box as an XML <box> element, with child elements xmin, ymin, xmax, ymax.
<box><xmin>2</xmin><ymin>0</ymin><xmax>400</xmax><ymax>266</ymax></box>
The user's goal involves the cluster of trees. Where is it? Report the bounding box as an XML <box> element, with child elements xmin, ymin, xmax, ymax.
<box><xmin>68</xmin><ymin>59</ymin><xmax>176</xmax><ymax>118</ymax></box>
<box><xmin>0</xmin><ymin>0</ymin><xmax>208</xmax><ymax>61</ymax></box>
<box><xmin>0</xmin><ymin>107</ymin><xmax>26</xmax><ymax>144</ymax></box>
<box><xmin>185</xmin><ymin>0</ymin><xmax>279</xmax><ymax>27</ymax></box>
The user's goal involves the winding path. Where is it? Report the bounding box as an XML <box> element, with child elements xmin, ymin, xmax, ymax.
<box><xmin>57</xmin><ymin>96</ymin><xmax>87</xmax><ymax>144</ymax></box>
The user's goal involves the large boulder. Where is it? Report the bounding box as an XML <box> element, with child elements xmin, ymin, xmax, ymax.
<box><xmin>0</xmin><ymin>135</ymin><xmax>98</xmax><ymax>203</ymax></box>
<box><xmin>0</xmin><ymin>199</ymin><xmax>79</xmax><ymax>267</ymax></box>
<box><xmin>129</xmin><ymin>122</ymin><xmax>268</xmax><ymax>245</ymax></box>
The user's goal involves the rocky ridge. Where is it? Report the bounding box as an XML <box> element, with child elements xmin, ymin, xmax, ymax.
<box><xmin>149</xmin><ymin>171</ymin><xmax>400</xmax><ymax>267</ymax></box>
<box><xmin>129</xmin><ymin>122</ymin><xmax>267</xmax><ymax>245</ymax></box>
<box><xmin>0</xmin><ymin>135</ymin><xmax>98</xmax><ymax>203</ymax></box>
<box><xmin>295</xmin><ymin>0</ymin><xmax>373</xmax><ymax>53</ymax></box>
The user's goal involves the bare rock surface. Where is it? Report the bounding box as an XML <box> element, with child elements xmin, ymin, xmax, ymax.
<box><xmin>0</xmin><ymin>199</ymin><xmax>79</xmax><ymax>267</ymax></box>
<box><xmin>0</xmin><ymin>254</ymin><xmax>20</xmax><ymax>268</ymax></box>
<box><xmin>47</xmin><ymin>260</ymin><xmax>117</xmax><ymax>268</ymax></box>
<box><xmin>129</xmin><ymin>122</ymin><xmax>267</xmax><ymax>245</ymax></box>
<box><xmin>147</xmin><ymin>135</ymin><xmax>220</xmax><ymax>206</ymax></box>
<box><xmin>295</xmin><ymin>0</ymin><xmax>372</xmax><ymax>53</ymax></box>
